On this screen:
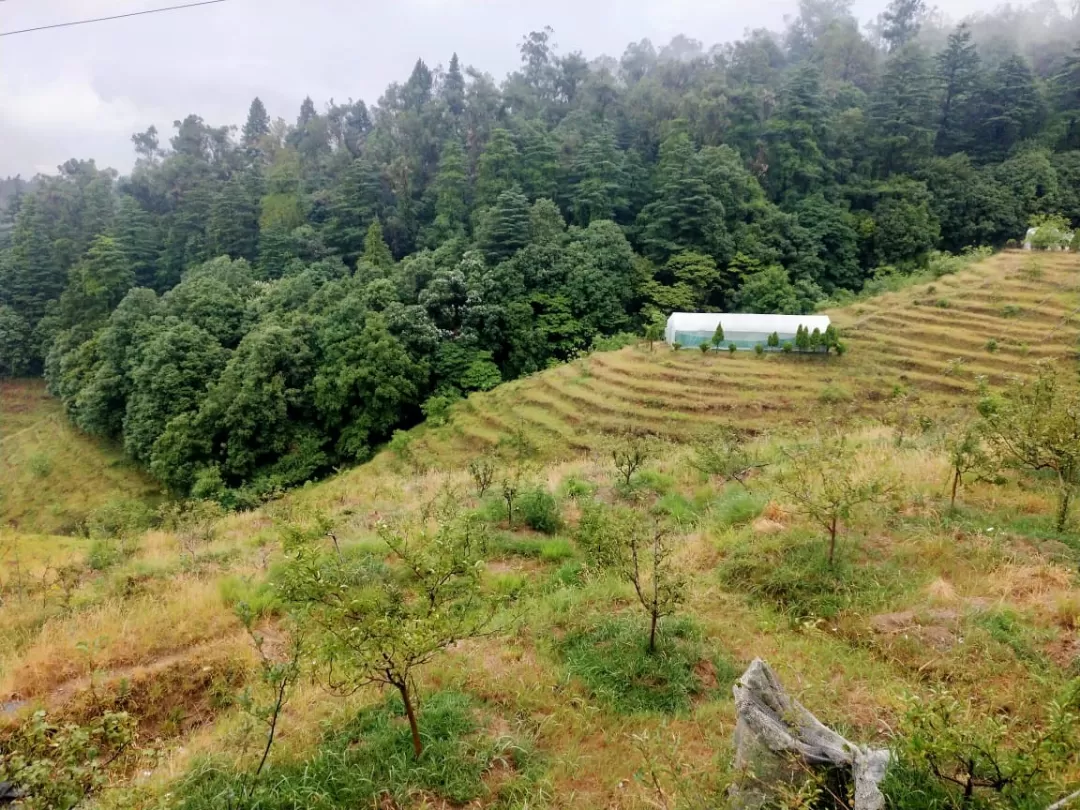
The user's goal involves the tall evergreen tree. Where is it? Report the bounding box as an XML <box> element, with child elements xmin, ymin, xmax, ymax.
<box><xmin>975</xmin><ymin>55</ymin><xmax>1045</xmax><ymax>162</ymax></box>
<box><xmin>363</xmin><ymin>220</ymin><xmax>394</xmax><ymax>268</ymax></box>
<box><xmin>871</xmin><ymin>44</ymin><xmax>935</xmax><ymax>176</ymax></box>
<box><xmin>425</xmin><ymin>140</ymin><xmax>469</xmax><ymax>246</ymax></box>
<box><xmin>934</xmin><ymin>25</ymin><xmax>981</xmax><ymax>155</ymax></box>
<box><xmin>570</xmin><ymin>128</ymin><xmax>627</xmax><ymax>226</ymax></box>
<box><xmin>443</xmin><ymin>53</ymin><xmax>467</xmax><ymax>117</ymax></box>
<box><xmin>242</xmin><ymin>97</ymin><xmax>271</xmax><ymax>145</ymax></box>
<box><xmin>112</xmin><ymin>196</ymin><xmax>160</xmax><ymax>290</ymax></box>
<box><xmin>479</xmin><ymin>188</ymin><xmax>530</xmax><ymax>263</ymax></box>
<box><xmin>475</xmin><ymin>128</ymin><xmax>521</xmax><ymax>208</ymax></box>
<box><xmin>208</xmin><ymin>174</ymin><xmax>260</xmax><ymax>261</ymax></box>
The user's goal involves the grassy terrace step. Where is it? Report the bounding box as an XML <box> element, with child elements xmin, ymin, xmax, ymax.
<box><xmin>848</xmin><ymin>313</ymin><xmax>1063</xmax><ymax>355</ymax></box>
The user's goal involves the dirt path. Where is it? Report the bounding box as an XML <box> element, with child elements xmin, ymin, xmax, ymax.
<box><xmin>2</xmin><ymin>632</ymin><xmax>250</xmax><ymax>717</ymax></box>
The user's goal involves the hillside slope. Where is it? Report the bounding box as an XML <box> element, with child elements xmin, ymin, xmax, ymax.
<box><xmin>0</xmin><ymin>379</ymin><xmax>160</xmax><ymax>534</ymax></box>
<box><xmin>1</xmin><ymin>250</ymin><xmax>1078</xmax><ymax>810</ymax></box>
<box><xmin>393</xmin><ymin>250</ymin><xmax>1079</xmax><ymax>467</ymax></box>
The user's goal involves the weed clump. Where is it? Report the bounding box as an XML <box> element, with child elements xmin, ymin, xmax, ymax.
<box><xmin>559</xmin><ymin>615</ymin><xmax>732</xmax><ymax>714</ymax></box>
<box><xmin>175</xmin><ymin>693</ymin><xmax>532</xmax><ymax>809</ymax></box>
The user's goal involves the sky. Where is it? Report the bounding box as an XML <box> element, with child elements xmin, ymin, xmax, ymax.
<box><xmin>0</xmin><ymin>0</ymin><xmax>995</xmax><ymax>178</ymax></box>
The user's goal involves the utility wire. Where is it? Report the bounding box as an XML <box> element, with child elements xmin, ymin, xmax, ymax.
<box><xmin>0</xmin><ymin>0</ymin><xmax>228</xmax><ymax>36</ymax></box>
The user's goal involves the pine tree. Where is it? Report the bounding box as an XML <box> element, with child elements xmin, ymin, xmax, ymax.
<box><xmin>636</xmin><ymin>129</ymin><xmax>729</xmax><ymax>262</ymax></box>
<box><xmin>871</xmin><ymin>44</ymin><xmax>935</xmax><ymax>176</ymax></box>
<box><xmin>975</xmin><ymin>55</ymin><xmax>1045</xmax><ymax>162</ymax></box>
<box><xmin>768</xmin><ymin>331</ymin><xmax>780</xmax><ymax>348</ymax></box>
<box><xmin>934</xmin><ymin>25</ymin><xmax>981</xmax><ymax>155</ymax></box>
<box><xmin>59</xmin><ymin>235</ymin><xmax>135</xmax><ymax>327</ymax></box>
<box><xmin>1056</xmin><ymin>45</ymin><xmax>1080</xmax><ymax>150</ymax></box>
<box><xmin>879</xmin><ymin>0</ymin><xmax>925</xmax><ymax>52</ymax></box>
<box><xmin>208</xmin><ymin>174</ymin><xmax>260</xmax><ymax>262</ymax></box>
<box><xmin>3</xmin><ymin>194</ymin><xmax>61</xmax><ymax>330</ymax></box>
<box><xmin>242</xmin><ymin>97</ymin><xmax>271</xmax><ymax>145</ymax></box>
<box><xmin>711</xmin><ymin>322</ymin><xmax>725</xmax><ymax>349</ymax></box>
<box><xmin>479</xmin><ymin>188</ymin><xmax>530</xmax><ymax>263</ymax></box>
<box><xmin>425</xmin><ymin>140</ymin><xmax>469</xmax><ymax>246</ymax></box>
<box><xmin>517</xmin><ymin>121</ymin><xmax>559</xmax><ymax>202</ymax></box>
<box><xmin>112</xmin><ymin>196</ymin><xmax>160</xmax><ymax>290</ymax></box>
<box><xmin>326</xmin><ymin>158</ymin><xmax>382</xmax><ymax>264</ymax></box>
<box><xmin>762</xmin><ymin>65</ymin><xmax>831</xmax><ymax>202</ymax></box>
<box><xmin>444</xmin><ymin>53</ymin><xmax>466</xmax><ymax>117</ymax></box>
<box><xmin>475</xmin><ymin>128</ymin><xmax>521</xmax><ymax>208</ymax></box>
<box><xmin>570</xmin><ymin>128</ymin><xmax>627</xmax><ymax>225</ymax></box>
<box><xmin>363</xmin><ymin>220</ymin><xmax>394</xmax><ymax>268</ymax></box>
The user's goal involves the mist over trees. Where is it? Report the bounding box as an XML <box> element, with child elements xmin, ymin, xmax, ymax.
<box><xmin>1</xmin><ymin>0</ymin><xmax>1078</xmax><ymax>504</ymax></box>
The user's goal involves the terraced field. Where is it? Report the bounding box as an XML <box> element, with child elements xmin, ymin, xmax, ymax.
<box><xmin>409</xmin><ymin>251</ymin><xmax>1080</xmax><ymax>464</ymax></box>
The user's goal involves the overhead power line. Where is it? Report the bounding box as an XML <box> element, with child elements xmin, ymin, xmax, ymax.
<box><xmin>0</xmin><ymin>0</ymin><xmax>228</xmax><ymax>37</ymax></box>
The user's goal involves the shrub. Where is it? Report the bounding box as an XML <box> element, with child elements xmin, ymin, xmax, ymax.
<box><xmin>421</xmin><ymin>392</ymin><xmax>459</xmax><ymax>426</ymax></box>
<box><xmin>27</xmin><ymin>453</ymin><xmax>52</xmax><ymax>479</ymax></box>
<box><xmin>818</xmin><ymin>384</ymin><xmax>852</xmax><ymax>404</ymax></box>
<box><xmin>558</xmin><ymin>475</ymin><xmax>597</xmax><ymax>500</ymax></box>
<box><xmin>0</xmin><ymin>710</ymin><xmax>135</xmax><ymax>808</ymax></box>
<box><xmin>518</xmin><ymin>488</ymin><xmax>561</xmax><ymax>534</ymax></box>
<box><xmin>754</xmin><ymin>343</ymin><xmax>765</xmax><ymax>356</ymax></box>
<box><xmin>728</xmin><ymin>343</ymin><xmax>737</xmax><ymax>354</ymax></box>
<box><xmin>86</xmin><ymin>536</ymin><xmax>138</xmax><ymax>571</ymax></box>
<box><xmin>575</xmin><ymin>501</ymin><xmax>635</xmax><ymax>570</ymax></box>
<box><xmin>699</xmin><ymin>341</ymin><xmax>710</xmax><ymax>355</ymax></box>
<box><xmin>985</xmin><ymin>338</ymin><xmax>998</xmax><ymax>353</ymax></box>
<box><xmin>781</xmin><ymin>342</ymin><xmax>793</xmax><ymax>354</ymax></box>
<box><xmin>559</xmin><ymin>616</ymin><xmax>728</xmax><ymax>714</ymax></box>
<box><xmin>85</xmin><ymin>498</ymin><xmax>157</xmax><ymax>538</ymax></box>
<box><xmin>711</xmin><ymin>488</ymin><xmax>766</xmax><ymax>529</ymax></box>
<box><xmin>174</xmin><ymin>693</ymin><xmax>526</xmax><ymax>809</ymax></box>
<box><xmin>718</xmin><ymin>534</ymin><xmax>900</xmax><ymax>620</ymax></box>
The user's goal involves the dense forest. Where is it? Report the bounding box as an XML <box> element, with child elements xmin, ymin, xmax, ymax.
<box><xmin>1</xmin><ymin>0</ymin><xmax>1079</xmax><ymax>505</ymax></box>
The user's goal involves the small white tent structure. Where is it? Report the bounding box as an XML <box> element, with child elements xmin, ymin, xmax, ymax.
<box><xmin>665</xmin><ymin>313</ymin><xmax>832</xmax><ymax>350</ymax></box>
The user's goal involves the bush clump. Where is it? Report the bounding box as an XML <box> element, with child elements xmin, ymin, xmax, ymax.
<box><xmin>174</xmin><ymin>692</ymin><xmax>532</xmax><ymax>809</ymax></box>
<box><xmin>518</xmin><ymin>488</ymin><xmax>561</xmax><ymax>534</ymax></box>
<box><xmin>559</xmin><ymin>615</ymin><xmax>732</xmax><ymax>714</ymax></box>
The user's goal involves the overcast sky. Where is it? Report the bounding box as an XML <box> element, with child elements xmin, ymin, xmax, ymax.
<box><xmin>1</xmin><ymin>0</ymin><xmax>994</xmax><ymax>178</ymax></box>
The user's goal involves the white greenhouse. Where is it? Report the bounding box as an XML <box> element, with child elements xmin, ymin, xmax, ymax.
<box><xmin>665</xmin><ymin>313</ymin><xmax>832</xmax><ymax>351</ymax></box>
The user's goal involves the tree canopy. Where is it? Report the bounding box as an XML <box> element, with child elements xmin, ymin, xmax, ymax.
<box><xmin>2</xmin><ymin>5</ymin><xmax>1078</xmax><ymax>502</ymax></box>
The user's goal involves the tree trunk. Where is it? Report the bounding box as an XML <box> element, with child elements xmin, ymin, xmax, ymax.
<box><xmin>827</xmin><ymin>516</ymin><xmax>838</xmax><ymax>566</ymax></box>
<box><xmin>397</xmin><ymin>681</ymin><xmax>423</xmax><ymax>758</ymax></box>
<box><xmin>951</xmin><ymin>468</ymin><xmax>960</xmax><ymax>509</ymax></box>
<box><xmin>1056</xmin><ymin>484</ymin><xmax>1073</xmax><ymax>532</ymax></box>
<box><xmin>648</xmin><ymin>609</ymin><xmax>658</xmax><ymax>655</ymax></box>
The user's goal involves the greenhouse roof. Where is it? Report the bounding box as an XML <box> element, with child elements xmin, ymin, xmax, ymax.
<box><xmin>665</xmin><ymin>313</ymin><xmax>831</xmax><ymax>335</ymax></box>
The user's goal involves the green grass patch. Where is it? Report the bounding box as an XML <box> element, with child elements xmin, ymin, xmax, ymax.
<box><xmin>718</xmin><ymin>533</ymin><xmax>905</xmax><ymax>620</ymax></box>
<box><xmin>489</xmin><ymin>532</ymin><xmax>576</xmax><ymax>562</ymax></box>
<box><xmin>559</xmin><ymin>615</ymin><xmax>733</xmax><ymax>714</ymax></box>
<box><xmin>711</xmin><ymin>487</ymin><xmax>766</xmax><ymax>529</ymax></box>
<box><xmin>174</xmin><ymin>692</ymin><xmax>533</xmax><ymax>809</ymax></box>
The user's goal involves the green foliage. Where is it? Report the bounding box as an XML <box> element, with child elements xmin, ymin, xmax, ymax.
<box><xmin>559</xmin><ymin>615</ymin><xmax>728</xmax><ymax>714</ymax></box>
<box><xmin>277</xmin><ymin>509</ymin><xmax>497</xmax><ymax>757</ymax></box>
<box><xmin>885</xmin><ymin>690</ymin><xmax>1080</xmax><ymax>809</ymax></box>
<box><xmin>6</xmin><ymin>13</ymin><xmax>1075</xmax><ymax>504</ymax></box>
<box><xmin>711</xmin><ymin>487</ymin><xmax>767</xmax><ymax>529</ymax></box>
<box><xmin>719</xmin><ymin>533</ymin><xmax>900</xmax><ymax>620</ymax></box>
<box><xmin>518</xmin><ymin>487</ymin><xmax>561</xmax><ymax>534</ymax></box>
<box><xmin>775</xmin><ymin>433</ymin><xmax>891</xmax><ymax>565</ymax></box>
<box><xmin>0</xmin><ymin>710</ymin><xmax>135</xmax><ymax>810</ymax></box>
<box><xmin>979</xmin><ymin>363</ymin><xmax>1080</xmax><ymax>531</ymax></box>
<box><xmin>175</xmin><ymin>693</ymin><xmax>530</xmax><ymax>809</ymax></box>
<box><xmin>575</xmin><ymin>501</ymin><xmax>636</xmax><ymax>571</ymax></box>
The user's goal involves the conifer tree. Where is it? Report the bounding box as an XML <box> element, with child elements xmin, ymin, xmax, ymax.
<box><xmin>711</xmin><ymin>321</ymin><xmax>725</xmax><ymax>349</ymax></box>
<box><xmin>363</xmin><ymin>220</ymin><xmax>394</xmax><ymax>268</ymax></box>
<box><xmin>242</xmin><ymin>97</ymin><xmax>271</xmax><ymax>146</ymax></box>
